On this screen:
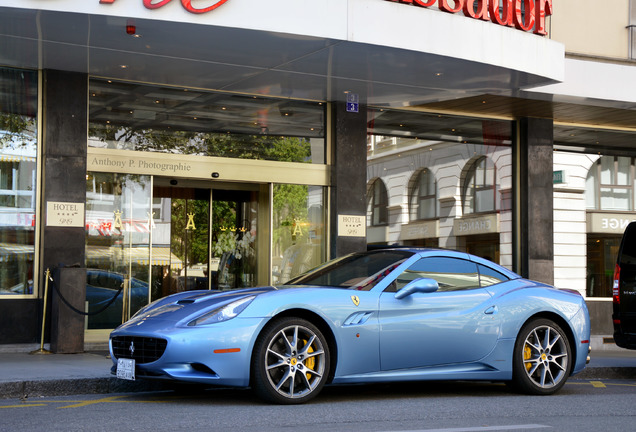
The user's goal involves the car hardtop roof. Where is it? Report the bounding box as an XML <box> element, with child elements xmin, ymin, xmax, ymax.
<box><xmin>364</xmin><ymin>247</ymin><xmax>520</xmax><ymax>279</ymax></box>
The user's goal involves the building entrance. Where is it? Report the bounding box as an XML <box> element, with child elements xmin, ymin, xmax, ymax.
<box><xmin>85</xmin><ymin>173</ymin><xmax>262</xmax><ymax>331</ymax></box>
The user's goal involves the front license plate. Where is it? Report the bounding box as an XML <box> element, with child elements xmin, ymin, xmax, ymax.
<box><xmin>116</xmin><ymin>358</ymin><xmax>136</xmax><ymax>381</ymax></box>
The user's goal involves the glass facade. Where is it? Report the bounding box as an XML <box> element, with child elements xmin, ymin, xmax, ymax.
<box><xmin>554</xmin><ymin>126</ymin><xmax>636</xmax><ymax>298</ymax></box>
<box><xmin>85</xmin><ymin>79</ymin><xmax>328</xmax><ymax>329</ymax></box>
<box><xmin>272</xmin><ymin>184</ymin><xmax>326</xmax><ymax>284</ymax></box>
<box><xmin>88</xmin><ymin>80</ymin><xmax>325</xmax><ymax>164</ymax></box>
<box><xmin>85</xmin><ymin>173</ymin><xmax>152</xmax><ymax>328</ymax></box>
<box><xmin>367</xmin><ymin>109</ymin><xmax>512</xmax><ymax>266</ymax></box>
<box><xmin>0</xmin><ymin>67</ymin><xmax>38</xmax><ymax>296</ymax></box>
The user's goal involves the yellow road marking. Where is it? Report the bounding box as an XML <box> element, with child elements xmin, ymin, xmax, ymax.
<box><xmin>590</xmin><ymin>381</ymin><xmax>606</xmax><ymax>388</ymax></box>
<box><xmin>0</xmin><ymin>404</ymin><xmax>47</xmax><ymax>408</ymax></box>
<box><xmin>58</xmin><ymin>395</ymin><xmax>130</xmax><ymax>409</ymax></box>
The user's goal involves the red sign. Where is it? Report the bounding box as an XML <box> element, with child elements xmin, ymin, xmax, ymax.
<box><xmin>386</xmin><ymin>0</ymin><xmax>553</xmax><ymax>35</ymax></box>
<box><xmin>99</xmin><ymin>0</ymin><xmax>230</xmax><ymax>14</ymax></box>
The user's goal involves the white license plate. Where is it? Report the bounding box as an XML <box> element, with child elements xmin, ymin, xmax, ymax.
<box><xmin>116</xmin><ymin>358</ymin><xmax>136</xmax><ymax>381</ymax></box>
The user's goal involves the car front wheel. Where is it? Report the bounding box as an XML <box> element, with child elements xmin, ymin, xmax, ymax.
<box><xmin>511</xmin><ymin>318</ymin><xmax>572</xmax><ymax>395</ymax></box>
<box><xmin>251</xmin><ymin>317</ymin><xmax>330</xmax><ymax>404</ymax></box>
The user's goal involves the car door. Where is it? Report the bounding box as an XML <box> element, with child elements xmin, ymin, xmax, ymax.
<box><xmin>379</xmin><ymin>256</ymin><xmax>501</xmax><ymax>370</ymax></box>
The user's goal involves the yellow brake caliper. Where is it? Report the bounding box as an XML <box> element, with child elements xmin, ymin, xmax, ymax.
<box><xmin>524</xmin><ymin>344</ymin><xmax>532</xmax><ymax>372</ymax></box>
<box><xmin>303</xmin><ymin>340</ymin><xmax>315</xmax><ymax>381</ymax></box>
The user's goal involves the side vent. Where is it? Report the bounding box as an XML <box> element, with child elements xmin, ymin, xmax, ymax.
<box><xmin>343</xmin><ymin>312</ymin><xmax>373</xmax><ymax>326</ymax></box>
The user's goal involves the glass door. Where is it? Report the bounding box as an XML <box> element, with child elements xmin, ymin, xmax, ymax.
<box><xmin>86</xmin><ymin>175</ymin><xmax>264</xmax><ymax>331</ymax></box>
<box><xmin>150</xmin><ymin>185</ymin><xmax>210</xmax><ymax>300</ymax></box>
<box><xmin>211</xmin><ymin>188</ymin><xmax>258</xmax><ymax>290</ymax></box>
<box><xmin>85</xmin><ymin>173</ymin><xmax>152</xmax><ymax>329</ymax></box>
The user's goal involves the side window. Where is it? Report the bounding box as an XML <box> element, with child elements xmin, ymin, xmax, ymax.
<box><xmin>477</xmin><ymin>264</ymin><xmax>509</xmax><ymax>287</ymax></box>
<box><xmin>393</xmin><ymin>257</ymin><xmax>480</xmax><ymax>292</ymax></box>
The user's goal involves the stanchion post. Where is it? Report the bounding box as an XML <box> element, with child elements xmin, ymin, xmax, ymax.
<box><xmin>30</xmin><ymin>268</ymin><xmax>52</xmax><ymax>355</ymax></box>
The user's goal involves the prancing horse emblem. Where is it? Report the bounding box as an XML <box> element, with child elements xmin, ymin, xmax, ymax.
<box><xmin>351</xmin><ymin>295</ymin><xmax>360</xmax><ymax>307</ymax></box>
<box><xmin>129</xmin><ymin>341</ymin><xmax>135</xmax><ymax>357</ymax></box>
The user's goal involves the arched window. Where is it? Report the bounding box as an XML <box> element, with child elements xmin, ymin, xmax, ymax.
<box><xmin>463</xmin><ymin>156</ymin><xmax>496</xmax><ymax>215</ymax></box>
<box><xmin>410</xmin><ymin>169</ymin><xmax>436</xmax><ymax>220</ymax></box>
<box><xmin>586</xmin><ymin>156</ymin><xmax>634</xmax><ymax>211</ymax></box>
<box><xmin>367</xmin><ymin>179</ymin><xmax>388</xmax><ymax>226</ymax></box>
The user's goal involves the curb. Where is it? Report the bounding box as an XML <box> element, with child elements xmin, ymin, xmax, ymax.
<box><xmin>573</xmin><ymin>366</ymin><xmax>636</xmax><ymax>380</ymax></box>
<box><xmin>3</xmin><ymin>367</ymin><xmax>636</xmax><ymax>399</ymax></box>
<box><xmin>0</xmin><ymin>377</ymin><xmax>173</xmax><ymax>400</ymax></box>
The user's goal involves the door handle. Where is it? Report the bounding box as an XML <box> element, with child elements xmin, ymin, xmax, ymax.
<box><xmin>484</xmin><ymin>305</ymin><xmax>498</xmax><ymax>315</ymax></box>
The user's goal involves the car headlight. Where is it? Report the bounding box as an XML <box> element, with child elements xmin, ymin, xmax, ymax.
<box><xmin>187</xmin><ymin>296</ymin><xmax>256</xmax><ymax>326</ymax></box>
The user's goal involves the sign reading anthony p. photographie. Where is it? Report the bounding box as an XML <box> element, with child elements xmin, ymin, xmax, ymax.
<box><xmin>89</xmin><ymin>153</ymin><xmax>194</xmax><ymax>176</ymax></box>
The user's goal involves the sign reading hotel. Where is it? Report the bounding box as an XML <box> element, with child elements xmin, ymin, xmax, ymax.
<box><xmin>386</xmin><ymin>0</ymin><xmax>553</xmax><ymax>35</ymax></box>
<box><xmin>47</xmin><ymin>202</ymin><xmax>85</xmax><ymax>227</ymax></box>
<box><xmin>338</xmin><ymin>215</ymin><xmax>366</xmax><ymax>238</ymax></box>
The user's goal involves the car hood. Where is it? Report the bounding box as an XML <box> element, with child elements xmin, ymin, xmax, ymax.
<box><xmin>120</xmin><ymin>286</ymin><xmax>279</xmax><ymax>326</ymax></box>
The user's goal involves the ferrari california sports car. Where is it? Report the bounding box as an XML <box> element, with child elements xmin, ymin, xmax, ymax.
<box><xmin>109</xmin><ymin>248</ymin><xmax>591</xmax><ymax>404</ymax></box>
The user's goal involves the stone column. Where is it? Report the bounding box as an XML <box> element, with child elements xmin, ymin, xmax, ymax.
<box><xmin>41</xmin><ymin>70</ymin><xmax>88</xmax><ymax>352</ymax></box>
<box><xmin>514</xmin><ymin>117</ymin><xmax>554</xmax><ymax>284</ymax></box>
<box><xmin>330</xmin><ymin>102</ymin><xmax>368</xmax><ymax>258</ymax></box>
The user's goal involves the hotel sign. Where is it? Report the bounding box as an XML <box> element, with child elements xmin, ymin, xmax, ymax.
<box><xmin>99</xmin><ymin>0</ymin><xmax>230</xmax><ymax>14</ymax></box>
<box><xmin>47</xmin><ymin>202</ymin><xmax>85</xmax><ymax>227</ymax></box>
<box><xmin>338</xmin><ymin>215</ymin><xmax>366</xmax><ymax>238</ymax></box>
<box><xmin>386</xmin><ymin>0</ymin><xmax>553</xmax><ymax>35</ymax></box>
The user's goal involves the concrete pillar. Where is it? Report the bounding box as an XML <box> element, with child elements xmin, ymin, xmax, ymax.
<box><xmin>41</xmin><ymin>70</ymin><xmax>88</xmax><ymax>352</ymax></box>
<box><xmin>330</xmin><ymin>102</ymin><xmax>368</xmax><ymax>258</ymax></box>
<box><xmin>515</xmin><ymin>117</ymin><xmax>554</xmax><ymax>284</ymax></box>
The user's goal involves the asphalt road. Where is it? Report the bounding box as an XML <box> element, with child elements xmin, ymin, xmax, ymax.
<box><xmin>1</xmin><ymin>379</ymin><xmax>635</xmax><ymax>432</ymax></box>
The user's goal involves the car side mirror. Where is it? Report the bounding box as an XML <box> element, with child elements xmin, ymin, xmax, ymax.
<box><xmin>395</xmin><ymin>278</ymin><xmax>439</xmax><ymax>300</ymax></box>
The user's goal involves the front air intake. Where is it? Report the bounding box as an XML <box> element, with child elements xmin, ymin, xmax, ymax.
<box><xmin>111</xmin><ymin>336</ymin><xmax>167</xmax><ymax>364</ymax></box>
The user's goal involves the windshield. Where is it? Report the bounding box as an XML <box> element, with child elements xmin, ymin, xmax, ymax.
<box><xmin>285</xmin><ymin>250</ymin><xmax>413</xmax><ymax>290</ymax></box>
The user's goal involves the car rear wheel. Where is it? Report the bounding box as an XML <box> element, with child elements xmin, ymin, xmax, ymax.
<box><xmin>251</xmin><ymin>317</ymin><xmax>330</xmax><ymax>404</ymax></box>
<box><xmin>511</xmin><ymin>318</ymin><xmax>571</xmax><ymax>395</ymax></box>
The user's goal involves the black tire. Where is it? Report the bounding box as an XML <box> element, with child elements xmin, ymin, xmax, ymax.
<box><xmin>511</xmin><ymin>318</ymin><xmax>572</xmax><ymax>395</ymax></box>
<box><xmin>251</xmin><ymin>317</ymin><xmax>330</xmax><ymax>404</ymax></box>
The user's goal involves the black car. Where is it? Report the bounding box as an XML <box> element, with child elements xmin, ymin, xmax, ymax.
<box><xmin>613</xmin><ymin>221</ymin><xmax>636</xmax><ymax>349</ymax></box>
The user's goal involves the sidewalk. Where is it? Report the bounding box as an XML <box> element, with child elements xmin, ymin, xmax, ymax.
<box><xmin>1</xmin><ymin>343</ymin><xmax>636</xmax><ymax>400</ymax></box>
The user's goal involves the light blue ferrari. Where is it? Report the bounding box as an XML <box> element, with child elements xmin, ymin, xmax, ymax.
<box><xmin>109</xmin><ymin>249</ymin><xmax>591</xmax><ymax>404</ymax></box>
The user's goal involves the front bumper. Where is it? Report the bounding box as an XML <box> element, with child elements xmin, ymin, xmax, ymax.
<box><xmin>109</xmin><ymin>316</ymin><xmax>266</xmax><ymax>387</ymax></box>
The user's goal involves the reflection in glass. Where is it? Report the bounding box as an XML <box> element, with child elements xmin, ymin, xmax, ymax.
<box><xmin>85</xmin><ymin>173</ymin><xmax>152</xmax><ymax>329</ymax></box>
<box><xmin>88</xmin><ymin>79</ymin><xmax>325</xmax><ymax>164</ymax></box>
<box><xmin>368</xmin><ymin>179</ymin><xmax>388</xmax><ymax>226</ymax></box>
<box><xmin>411</xmin><ymin>169</ymin><xmax>436</xmax><ymax>221</ymax></box>
<box><xmin>0</xmin><ymin>67</ymin><xmax>38</xmax><ymax>295</ymax></box>
<box><xmin>587</xmin><ymin>156</ymin><xmax>634</xmax><ymax>211</ymax></box>
<box><xmin>367</xmin><ymin>109</ymin><xmax>512</xmax><ymax>265</ymax></box>
<box><xmin>211</xmin><ymin>190</ymin><xmax>257</xmax><ymax>291</ymax></box>
<box><xmin>464</xmin><ymin>156</ymin><xmax>496</xmax><ymax>215</ymax></box>
<box><xmin>273</xmin><ymin>185</ymin><xmax>326</xmax><ymax>284</ymax></box>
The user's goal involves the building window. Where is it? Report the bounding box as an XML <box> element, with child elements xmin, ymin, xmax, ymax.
<box><xmin>463</xmin><ymin>156</ymin><xmax>496</xmax><ymax>215</ymax></box>
<box><xmin>410</xmin><ymin>169</ymin><xmax>436</xmax><ymax>221</ymax></box>
<box><xmin>0</xmin><ymin>67</ymin><xmax>38</xmax><ymax>296</ymax></box>
<box><xmin>367</xmin><ymin>179</ymin><xmax>388</xmax><ymax>226</ymax></box>
<box><xmin>586</xmin><ymin>156</ymin><xmax>634</xmax><ymax>211</ymax></box>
